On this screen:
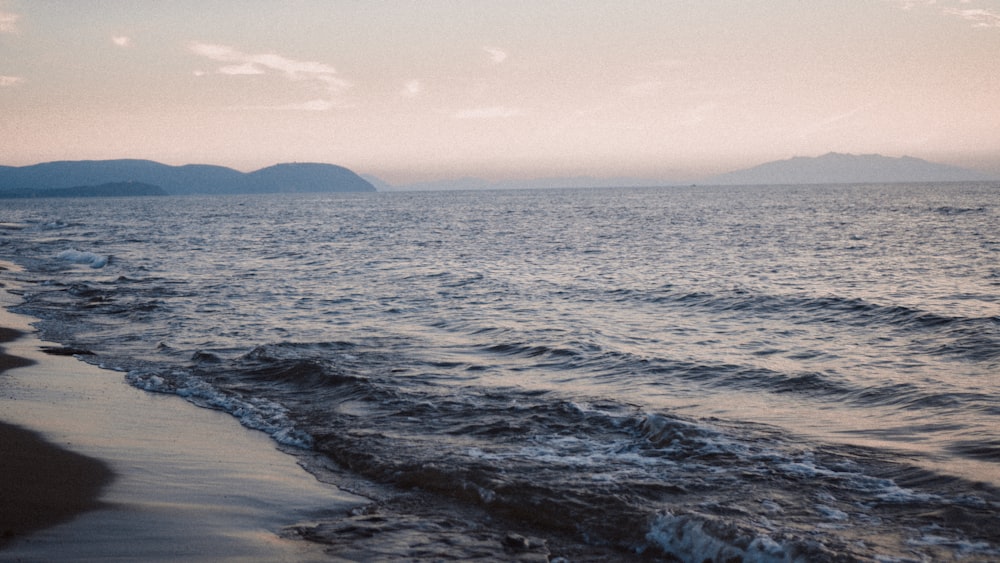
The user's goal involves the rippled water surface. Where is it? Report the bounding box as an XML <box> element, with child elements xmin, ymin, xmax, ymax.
<box><xmin>3</xmin><ymin>183</ymin><xmax>999</xmax><ymax>561</ymax></box>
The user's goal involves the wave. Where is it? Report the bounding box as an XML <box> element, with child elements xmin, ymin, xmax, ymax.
<box><xmin>932</xmin><ymin>206</ymin><xmax>989</xmax><ymax>215</ymax></box>
<box><xmin>109</xmin><ymin>340</ymin><xmax>998</xmax><ymax>558</ymax></box>
<box><xmin>646</xmin><ymin>511</ymin><xmax>829</xmax><ymax>563</ymax></box>
<box><xmin>57</xmin><ymin>249</ymin><xmax>108</xmax><ymax>268</ymax></box>
<box><xmin>474</xmin><ymin>337</ymin><xmax>999</xmax><ymax>419</ymax></box>
<box><xmin>17</xmin><ymin>268</ymin><xmax>1000</xmax><ymax>462</ymax></box>
<box><xmin>125</xmin><ymin>365</ymin><xmax>314</xmax><ymax>448</ymax></box>
<box><xmin>482</xmin><ymin>342</ymin><xmax>583</xmax><ymax>359</ymax></box>
<box><xmin>615</xmin><ymin>285</ymin><xmax>997</xmax><ymax>329</ymax></box>
<box><xmin>606</xmin><ymin>285</ymin><xmax>1000</xmax><ymax>363</ymax></box>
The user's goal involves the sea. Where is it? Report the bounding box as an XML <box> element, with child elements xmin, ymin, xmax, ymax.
<box><xmin>1</xmin><ymin>182</ymin><xmax>999</xmax><ymax>561</ymax></box>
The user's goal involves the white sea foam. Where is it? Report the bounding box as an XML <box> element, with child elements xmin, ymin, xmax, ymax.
<box><xmin>57</xmin><ymin>249</ymin><xmax>108</xmax><ymax>268</ymax></box>
<box><xmin>126</xmin><ymin>368</ymin><xmax>313</xmax><ymax>449</ymax></box>
<box><xmin>646</xmin><ymin>512</ymin><xmax>804</xmax><ymax>563</ymax></box>
<box><xmin>907</xmin><ymin>534</ymin><xmax>1000</xmax><ymax>557</ymax></box>
<box><xmin>464</xmin><ymin>432</ymin><xmax>674</xmax><ymax>475</ymax></box>
<box><xmin>777</xmin><ymin>455</ymin><xmax>939</xmax><ymax>504</ymax></box>
<box><xmin>816</xmin><ymin>504</ymin><xmax>849</xmax><ymax>521</ymax></box>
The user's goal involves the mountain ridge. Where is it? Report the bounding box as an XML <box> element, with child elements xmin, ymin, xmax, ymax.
<box><xmin>704</xmin><ymin>152</ymin><xmax>994</xmax><ymax>186</ymax></box>
<box><xmin>0</xmin><ymin>159</ymin><xmax>375</xmax><ymax>195</ymax></box>
<box><xmin>3</xmin><ymin>153</ymin><xmax>994</xmax><ymax>195</ymax></box>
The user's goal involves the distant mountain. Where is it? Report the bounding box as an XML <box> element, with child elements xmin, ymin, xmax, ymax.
<box><xmin>706</xmin><ymin>153</ymin><xmax>995</xmax><ymax>186</ymax></box>
<box><xmin>244</xmin><ymin>163</ymin><xmax>374</xmax><ymax>194</ymax></box>
<box><xmin>0</xmin><ymin>181</ymin><xmax>167</xmax><ymax>198</ymax></box>
<box><xmin>0</xmin><ymin>159</ymin><xmax>375</xmax><ymax>196</ymax></box>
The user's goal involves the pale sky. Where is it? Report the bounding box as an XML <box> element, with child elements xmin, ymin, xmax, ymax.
<box><xmin>2</xmin><ymin>0</ymin><xmax>999</xmax><ymax>184</ymax></box>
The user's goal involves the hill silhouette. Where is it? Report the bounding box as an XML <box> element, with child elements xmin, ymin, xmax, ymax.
<box><xmin>0</xmin><ymin>160</ymin><xmax>375</xmax><ymax>195</ymax></box>
<box><xmin>706</xmin><ymin>153</ymin><xmax>994</xmax><ymax>185</ymax></box>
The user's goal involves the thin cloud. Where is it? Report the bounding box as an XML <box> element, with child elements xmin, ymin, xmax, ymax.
<box><xmin>452</xmin><ymin>106</ymin><xmax>523</xmax><ymax>119</ymax></box>
<box><xmin>798</xmin><ymin>105</ymin><xmax>873</xmax><ymax>139</ymax></box>
<box><xmin>0</xmin><ymin>11</ymin><xmax>18</xmax><ymax>33</ymax></box>
<box><xmin>112</xmin><ymin>35</ymin><xmax>131</xmax><ymax>47</ymax></box>
<box><xmin>818</xmin><ymin>105</ymin><xmax>870</xmax><ymax>128</ymax></box>
<box><xmin>189</xmin><ymin>41</ymin><xmax>351</xmax><ymax>94</ymax></box>
<box><xmin>888</xmin><ymin>0</ymin><xmax>931</xmax><ymax>10</ymax></box>
<box><xmin>888</xmin><ymin>0</ymin><xmax>1000</xmax><ymax>28</ymax></box>
<box><xmin>0</xmin><ymin>75</ymin><xmax>24</xmax><ymax>87</ymax></box>
<box><xmin>273</xmin><ymin>99</ymin><xmax>339</xmax><ymax>111</ymax></box>
<box><xmin>944</xmin><ymin>8</ymin><xmax>1000</xmax><ymax>27</ymax></box>
<box><xmin>219</xmin><ymin>63</ymin><xmax>265</xmax><ymax>76</ymax></box>
<box><xmin>401</xmin><ymin>79</ymin><xmax>423</xmax><ymax>97</ymax></box>
<box><xmin>189</xmin><ymin>41</ymin><xmax>352</xmax><ymax>111</ymax></box>
<box><xmin>483</xmin><ymin>47</ymin><xmax>507</xmax><ymax>64</ymax></box>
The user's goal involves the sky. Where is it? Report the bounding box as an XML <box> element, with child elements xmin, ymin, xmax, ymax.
<box><xmin>1</xmin><ymin>0</ymin><xmax>999</xmax><ymax>184</ymax></box>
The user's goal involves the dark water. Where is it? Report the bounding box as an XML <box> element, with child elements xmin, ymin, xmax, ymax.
<box><xmin>2</xmin><ymin>183</ymin><xmax>999</xmax><ymax>561</ymax></box>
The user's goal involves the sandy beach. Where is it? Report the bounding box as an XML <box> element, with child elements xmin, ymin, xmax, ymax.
<box><xmin>0</xmin><ymin>327</ymin><xmax>114</xmax><ymax>545</ymax></box>
<box><xmin>0</xmin><ymin>273</ymin><xmax>370</xmax><ymax>561</ymax></box>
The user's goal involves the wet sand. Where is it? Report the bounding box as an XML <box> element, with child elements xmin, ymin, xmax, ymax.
<box><xmin>0</xmin><ymin>279</ymin><xmax>370</xmax><ymax>561</ymax></box>
<box><xmin>0</xmin><ymin>328</ymin><xmax>114</xmax><ymax>544</ymax></box>
<box><xmin>0</xmin><ymin>421</ymin><xmax>113</xmax><ymax>546</ymax></box>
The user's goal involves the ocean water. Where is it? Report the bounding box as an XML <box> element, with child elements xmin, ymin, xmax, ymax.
<box><xmin>2</xmin><ymin>183</ymin><xmax>999</xmax><ymax>561</ymax></box>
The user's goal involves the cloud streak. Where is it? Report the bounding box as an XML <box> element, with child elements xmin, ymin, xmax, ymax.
<box><xmin>0</xmin><ymin>75</ymin><xmax>24</xmax><ymax>87</ymax></box>
<box><xmin>219</xmin><ymin>62</ymin><xmax>264</xmax><ymax>76</ymax></box>
<box><xmin>189</xmin><ymin>41</ymin><xmax>352</xmax><ymax>107</ymax></box>
<box><xmin>887</xmin><ymin>0</ymin><xmax>933</xmax><ymax>10</ymax></box>
<box><xmin>888</xmin><ymin>0</ymin><xmax>1000</xmax><ymax>28</ymax></box>
<box><xmin>483</xmin><ymin>47</ymin><xmax>507</xmax><ymax>64</ymax></box>
<box><xmin>401</xmin><ymin>79</ymin><xmax>423</xmax><ymax>98</ymax></box>
<box><xmin>112</xmin><ymin>35</ymin><xmax>131</xmax><ymax>47</ymax></box>
<box><xmin>797</xmin><ymin>104</ymin><xmax>873</xmax><ymax>139</ymax></box>
<box><xmin>944</xmin><ymin>7</ymin><xmax>1000</xmax><ymax>28</ymax></box>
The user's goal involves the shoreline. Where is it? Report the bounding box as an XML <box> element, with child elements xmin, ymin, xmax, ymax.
<box><xmin>0</xmin><ymin>268</ymin><xmax>371</xmax><ymax>561</ymax></box>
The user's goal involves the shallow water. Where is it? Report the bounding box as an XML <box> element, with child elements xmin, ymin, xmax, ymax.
<box><xmin>2</xmin><ymin>183</ymin><xmax>999</xmax><ymax>560</ymax></box>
